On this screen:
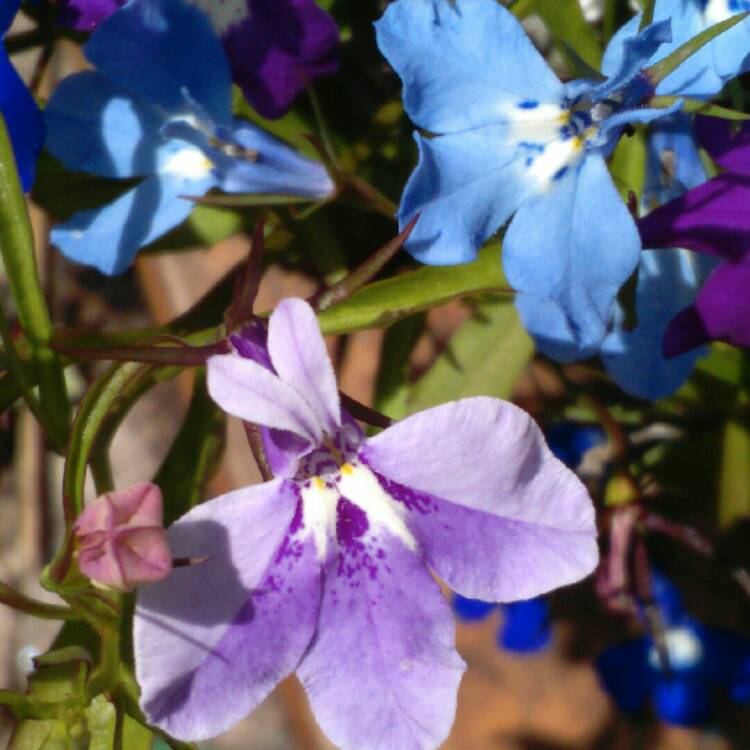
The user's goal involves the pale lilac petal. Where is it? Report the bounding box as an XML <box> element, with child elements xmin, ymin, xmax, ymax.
<box><xmin>377</xmin><ymin>473</ymin><xmax>596</xmax><ymax>602</ymax></box>
<box><xmin>207</xmin><ymin>353</ymin><xmax>322</xmax><ymax>444</ymax></box>
<box><xmin>135</xmin><ymin>480</ymin><xmax>311</xmax><ymax>740</ymax></box>
<box><xmin>268</xmin><ymin>299</ymin><xmax>341</xmax><ymax>434</ymax></box>
<box><xmin>297</xmin><ymin>531</ymin><xmax>465</xmax><ymax>750</ymax></box>
<box><xmin>362</xmin><ymin>399</ymin><xmax>597</xmax><ymax>599</ymax></box>
<box><xmin>363</xmin><ymin>398</ymin><xmax>595</xmax><ymax>522</ymax></box>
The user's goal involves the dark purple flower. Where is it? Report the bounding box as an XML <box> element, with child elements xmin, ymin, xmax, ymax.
<box><xmin>637</xmin><ymin>118</ymin><xmax>750</xmax><ymax>355</ymax></box>
<box><xmin>58</xmin><ymin>0</ymin><xmax>339</xmax><ymax>118</ymax></box>
<box><xmin>134</xmin><ymin>298</ymin><xmax>598</xmax><ymax>748</ymax></box>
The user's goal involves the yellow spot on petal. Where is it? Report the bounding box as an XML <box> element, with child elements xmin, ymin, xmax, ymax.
<box><xmin>313</xmin><ymin>476</ymin><xmax>325</xmax><ymax>490</ymax></box>
<box><xmin>340</xmin><ymin>463</ymin><xmax>354</xmax><ymax>475</ymax></box>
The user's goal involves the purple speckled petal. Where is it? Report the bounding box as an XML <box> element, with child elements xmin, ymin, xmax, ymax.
<box><xmin>221</xmin><ymin>0</ymin><xmax>339</xmax><ymax>119</ymax></box>
<box><xmin>297</xmin><ymin>531</ymin><xmax>465</xmax><ymax>750</ymax></box>
<box><xmin>377</xmin><ymin>473</ymin><xmax>595</xmax><ymax>602</ymax></box>
<box><xmin>638</xmin><ymin>173</ymin><xmax>750</xmax><ymax>261</ymax></box>
<box><xmin>207</xmin><ymin>353</ymin><xmax>322</xmax><ymax>445</ymax></box>
<box><xmin>135</xmin><ymin>480</ymin><xmax>321</xmax><ymax>742</ymax></box>
<box><xmin>665</xmin><ymin>254</ymin><xmax>750</xmax><ymax>355</ymax></box>
<box><xmin>362</xmin><ymin>398</ymin><xmax>596</xmax><ymax>529</ymax></box>
<box><xmin>268</xmin><ymin>299</ymin><xmax>341</xmax><ymax>434</ymax></box>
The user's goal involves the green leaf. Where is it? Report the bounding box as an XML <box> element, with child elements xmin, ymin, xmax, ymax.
<box><xmin>318</xmin><ymin>244</ymin><xmax>507</xmax><ymax>335</ymax></box>
<box><xmin>609</xmin><ymin>129</ymin><xmax>646</xmax><ymax>201</ymax></box>
<box><xmin>535</xmin><ymin>0</ymin><xmax>603</xmax><ymax>69</ymax></box>
<box><xmin>718</xmin><ymin>417</ymin><xmax>750</xmax><ymax>528</ymax></box>
<box><xmin>373</xmin><ymin>314</ymin><xmax>426</xmax><ymax>421</ymax></box>
<box><xmin>646</xmin><ymin>13</ymin><xmax>749</xmax><ymax>85</ymax></box>
<box><xmin>154</xmin><ymin>370</ymin><xmax>227</xmax><ymax>525</ymax></box>
<box><xmin>406</xmin><ymin>299</ymin><xmax>534</xmax><ymax>413</ymax></box>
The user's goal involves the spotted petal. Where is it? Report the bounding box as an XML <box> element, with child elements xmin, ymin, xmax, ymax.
<box><xmin>362</xmin><ymin>398</ymin><xmax>598</xmax><ymax>601</ymax></box>
<box><xmin>297</xmin><ymin>531</ymin><xmax>465</xmax><ymax>750</ymax></box>
<box><xmin>135</xmin><ymin>480</ymin><xmax>322</xmax><ymax>742</ymax></box>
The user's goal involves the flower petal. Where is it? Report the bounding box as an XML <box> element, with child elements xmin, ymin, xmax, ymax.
<box><xmin>267</xmin><ymin>299</ymin><xmax>341</xmax><ymax>434</ymax></box>
<box><xmin>638</xmin><ymin>173</ymin><xmax>750</xmax><ymax>260</ymax></box>
<box><xmin>504</xmin><ymin>153</ymin><xmax>640</xmax><ymax>353</ymax></box>
<box><xmin>297</xmin><ymin>531</ymin><xmax>465</xmax><ymax>750</ymax></box>
<box><xmin>84</xmin><ymin>0</ymin><xmax>232</xmax><ymax>125</ymax></box>
<box><xmin>207</xmin><ymin>353</ymin><xmax>322</xmax><ymax>444</ymax></box>
<box><xmin>602</xmin><ymin>249</ymin><xmax>713</xmax><ymax>399</ymax></box>
<box><xmin>375</xmin><ymin>471</ymin><xmax>597</xmax><ymax>602</ymax></box>
<box><xmin>0</xmin><ymin>0</ymin><xmax>20</xmax><ymax>32</ymax></box>
<box><xmin>58</xmin><ymin>0</ymin><xmax>122</xmax><ymax>31</ymax></box>
<box><xmin>216</xmin><ymin>122</ymin><xmax>333</xmax><ymax>198</ymax></box>
<box><xmin>695</xmin><ymin>116</ymin><xmax>750</xmax><ymax>174</ymax></box>
<box><xmin>0</xmin><ymin>49</ymin><xmax>44</xmax><ymax>191</ymax></box>
<box><xmin>45</xmin><ymin>71</ymin><xmax>163</xmax><ymax>179</ymax></box>
<box><xmin>399</xmin><ymin>129</ymin><xmax>533</xmax><ymax>264</ymax></box>
<box><xmin>666</xmin><ymin>253</ymin><xmax>750</xmax><ymax>352</ymax></box>
<box><xmin>50</xmin><ymin>171</ymin><xmax>215</xmax><ymax>275</ymax></box>
<box><xmin>374</xmin><ymin>0</ymin><xmax>563</xmax><ymax>134</ymax></box>
<box><xmin>136</xmin><ymin>480</ymin><xmax>321</xmax><ymax>741</ymax></box>
<box><xmin>362</xmin><ymin>398</ymin><xmax>597</xmax><ymax>599</ymax></box>
<box><xmin>220</xmin><ymin>0</ymin><xmax>339</xmax><ymax>120</ymax></box>
<box><xmin>596</xmin><ymin>639</ymin><xmax>654</xmax><ymax>713</ymax></box>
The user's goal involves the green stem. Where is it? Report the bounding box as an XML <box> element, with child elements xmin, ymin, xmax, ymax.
<box><xmin>87</xmin><ymin>617</ymin><xmax>122</xmax><ymax>698</ymax></box>
<box><xmin>0</xmin><ymin>115</ymin><xmax>70</xmax><ymax>449</ymax></box>
<box><xmin>0</xmin><ymin>579</ymin><xmax>78</xmax><ymax>620</ymax></box>
<box><xmin>639</xmin><ymin>0</ymin><xmax>655</xmax><ymax>31</ymax></box>
<box><xmin>0</xmin><ymin>690</ymin><xmax>60</xmax><ymax>720</ymax></box>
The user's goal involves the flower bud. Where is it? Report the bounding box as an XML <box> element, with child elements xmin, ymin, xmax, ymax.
<box><xmin>74</xmin><ymin>482</ymin><xmax>171</xmax><ymax>592</ymax></box>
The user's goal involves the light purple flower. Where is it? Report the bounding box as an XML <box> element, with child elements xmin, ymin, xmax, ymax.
<box><xmin>58</xmin><ymin>0</ymin><xmax>339</xmax><ymax>119</ymax></box>
<box><xmin>75</xmin><ymin>482</ymin><xmax>172</xmax><ymax>592</ymax></box>
<box><xmin>638</xmin><ymin>117</ymin><xmax>750</xmax><ymax>354</ymax></box>
<box><xmin>133</xmin><ymin>299</ymin><xmax>598</xmax><ymax>748</ymax></box>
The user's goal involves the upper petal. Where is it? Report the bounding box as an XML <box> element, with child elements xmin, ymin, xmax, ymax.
<box><xmin>374</xmin><ymin>0</ymin><xmax>563</xmax><ymax>134</ymax></box>
<box><xmin>695</xmin><ymin>115</ymin><xmax>750</xmax><ymax>173</ymax></box>
<box><xmin>362</xmin><ymin>398</ymin><xmax>596</xmax><ymax>532</ymax></box>
<box><xmin>268</xmin><ymin>299</ymin><xmax>341</xmax><ymax>434</ymax></box>
<box><xmin>296</xmin><ymin>530</ymin><xmax>465</xmax><ymax>750</ymax></box>
<box><xmin>504</xmin><ymin>152</ymin><xmax>641</xmax><ymax>352</ymax></box>
<box><xmin>84</xmin><ymin>0</ymin><xmax>232</xmax><ymax>125</ymax></box>
<box><xmin>58</xmin><ymin>0</ymin><xmax>122</xmax><ymax>31</ymax></box>
<box><xmin>135</xmin><ymin>480</ymin><xmax>321</xmax><ymax>741</ymax></box>
<box><xmin>50</xmin><ymin>170</ymin><xmax>215</xmax><ymax>275</ymax></box>
<box><xmin>207</xmin><ymin>352</ymin><xmax>322</xmax><ymax>444</ymax></box>
<box><xmin>45</xmin><ymin>71</ymin><xmax>164</xmax><ymax>179</ymax></box>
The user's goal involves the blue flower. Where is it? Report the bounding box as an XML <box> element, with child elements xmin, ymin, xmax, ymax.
<box><xmin>375</xmin><ymin>0</ymin><xmax>680</xmax><ymax>356</ymax></box>
<box><xmin>0</xmin><ymin>0</ymin><xmax>44</xmax><ymax>191</ymax></box>
<box><xmin>596</xmin><ymin>574</ymin><xmax>750</xmax><ymax>726</ymax></box>
<box><xmin>45</xmin><ymin>0</ymin><xmax>333</xmax><ymax>275</ymax></box>
<box><xmin>604</xmin><ymin>0</ymin><xmax>750</xmax><ymax>99</ymax></box>
<box><xmin>452</xmin><ymin>594</ymin><xmax>552</xmax><ymax>655</ymax></box>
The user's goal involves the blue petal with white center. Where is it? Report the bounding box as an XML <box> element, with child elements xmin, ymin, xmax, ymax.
<box><xmin>45</xmin><ymin>0</ymin><xmax>333</xmax><ymax>274</ymax></box>
<box><xmin>603</xmin><ymin>0</ymin><xmax>750</xmax><ymax>98</ymax></box>
<box><xmin>0</xmin><ymin>0</ymin><xmax>44</xmax><ymax>192</ymax></box>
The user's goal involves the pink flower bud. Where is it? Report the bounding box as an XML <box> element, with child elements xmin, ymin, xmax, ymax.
<box><xmin>74</xmin><ymin>482</ymin><xmax>172</xmax><ymax>592</ymax></box>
